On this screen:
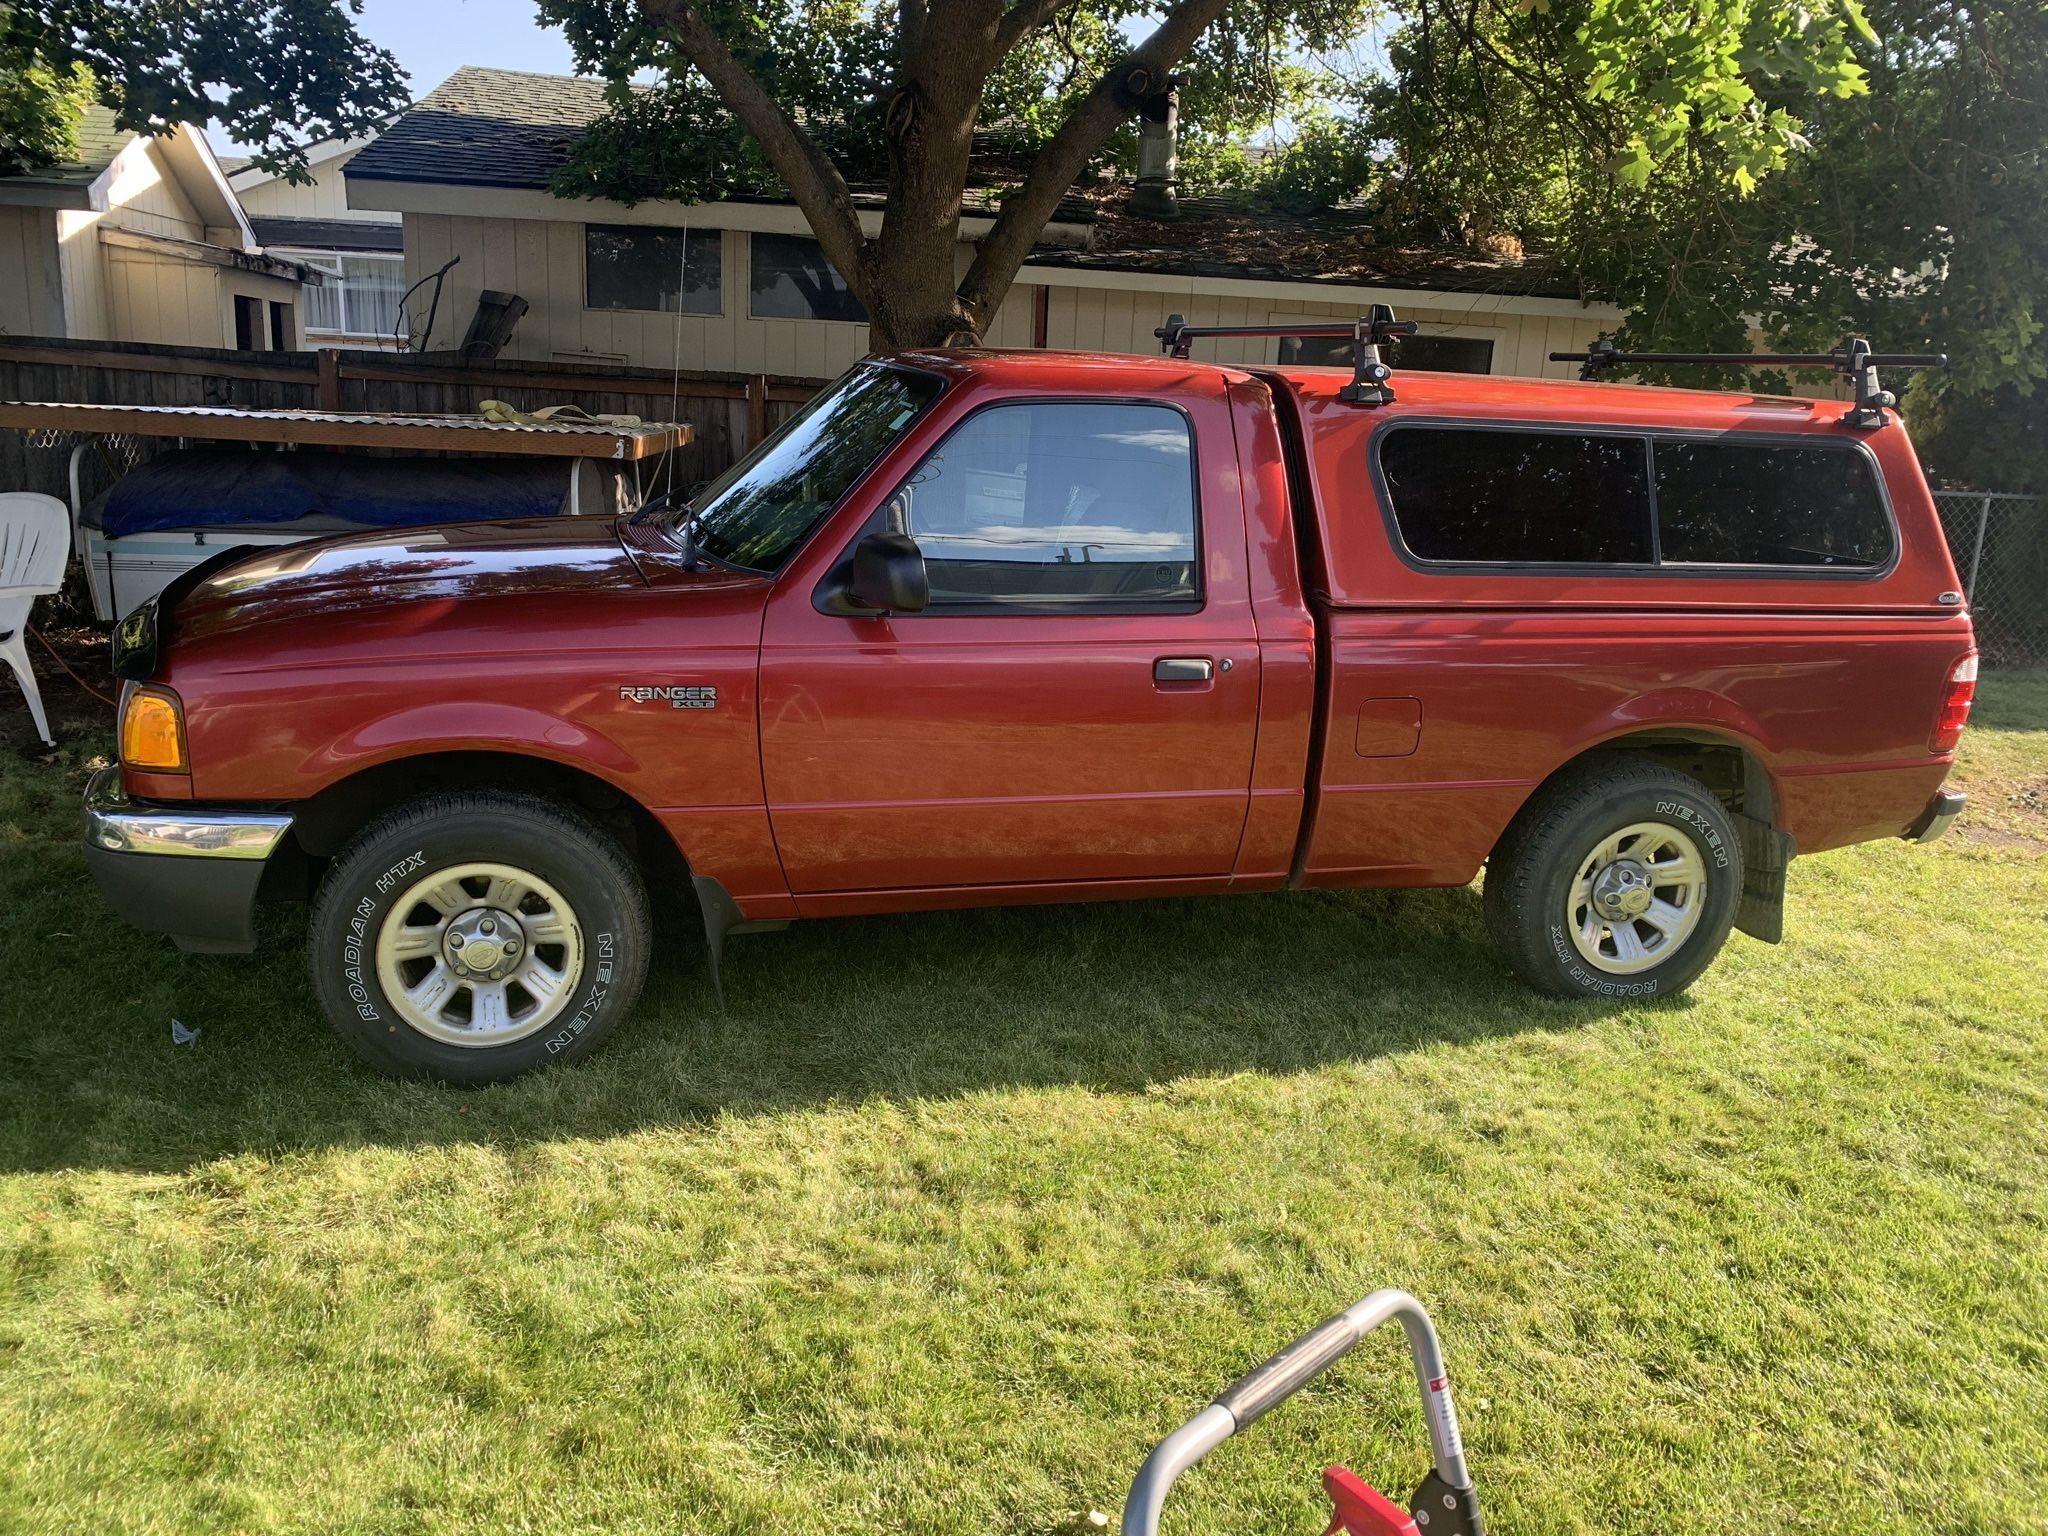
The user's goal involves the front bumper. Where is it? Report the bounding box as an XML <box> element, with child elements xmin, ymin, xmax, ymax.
<box><xmin>82</xmin><ymin>765</ymin><xmax>294</xmax><ymax>953</ymax></box>
<box><xmin>1905</xmin><ymin>787</ymin><xmax>1968</xmax><ymax>844</ymax></box>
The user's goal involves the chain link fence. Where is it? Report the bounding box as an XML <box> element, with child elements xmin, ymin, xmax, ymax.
<box><xmin>1935</xmin><ymin>491</ymin><xmax>2048</xmax><ymax>668</ymax></box>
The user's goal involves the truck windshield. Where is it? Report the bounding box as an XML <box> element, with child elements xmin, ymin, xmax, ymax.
<box><xmin>681</xmin><ymin>363</ymin><xmax>942</xmax><ymax>573</ymax></box>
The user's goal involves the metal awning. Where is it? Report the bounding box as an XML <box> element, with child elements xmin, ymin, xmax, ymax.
<box><xmin>0</xmin><ymin>400</ymin><xmax>691</xmax><ymax>460</ymax></box>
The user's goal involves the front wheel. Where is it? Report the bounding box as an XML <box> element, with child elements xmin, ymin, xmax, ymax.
<box><xmin>1484</xmin><ymin>759</ymin><xmax>1743</xmax><ymax>999</ymax></box>
<box><xmin>307</xmin><ymin>790</ymin><xmax>651</xmax><ymax>1083</ymax></box>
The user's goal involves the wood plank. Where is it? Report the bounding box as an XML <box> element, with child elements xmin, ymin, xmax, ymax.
<box><xmin>0</xmin><ymin>338</ymin><xmax>315</xmax><ymax>385</ymax></box>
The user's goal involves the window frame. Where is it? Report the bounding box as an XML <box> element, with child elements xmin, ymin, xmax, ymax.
<box><xmin>823</xmin><ymin>394</ymin><xmax>1208</xmax><ymax>617</ymax></box>
<box><xmin>582</xmin><ymin>223</ymin><xmax>725</xmax><ymax>318</ymax></box>
<box><xmin>747</xmin><ymin>231</ymin><xmax>869</xmax><ymax>325</ymax></box>
<box><xmin>272</xmin><ymin>247</ymin><xmax>405</xmax><ymax>339</ymax></box>
<box><xmin>1367</xmin><ymin>417</ymin><xmax>1901</xmax><ymax>582</ymax></box>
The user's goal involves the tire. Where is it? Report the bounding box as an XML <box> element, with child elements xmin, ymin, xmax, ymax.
<box><xmin>307</xmin><ymin>790</ymin><xmax>651</xmax><ymax>1083</ymax></box>
<box><xmin>1484</xmin><ymin>757</ymin><xmax>1743</xmax><ymax>1000</ymax></box>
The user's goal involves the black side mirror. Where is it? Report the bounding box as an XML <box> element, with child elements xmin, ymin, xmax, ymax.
<box><xmin>831</xmin><ymin>531</ymin><xmax>929</xmax><ymax>616</ymax></box>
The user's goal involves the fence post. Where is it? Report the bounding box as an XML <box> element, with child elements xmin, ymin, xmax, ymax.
<box><xmin>317</xmin><ymin>348</ymin><xmax>342</xmax><ymax>412</ymax></box>
<box><xmin>745</xmin><ymin>374</ymin><xmax>768</xmax><ymax>451</ymax></box>
<box><xmin>1964</xmin><ymin>492</ymin><xmax>1991</xmax><ymax>600</ymax></box>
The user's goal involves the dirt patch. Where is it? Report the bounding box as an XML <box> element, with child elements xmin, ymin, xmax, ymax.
<box><xmin>1957</xmin><ymin>824</ymin><xmax>2048</xmax><ymax>855</ymax></box>
<box><xmin>3</xmin><ymin>618</ymin><xmax>116</xmax><ymax>757</ymax></box>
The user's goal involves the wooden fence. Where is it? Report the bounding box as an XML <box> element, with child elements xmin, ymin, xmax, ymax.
<box><xmin>0</xmin><ymin>335</ymin><xmax>823</xmax><ymax>503</ymax></box>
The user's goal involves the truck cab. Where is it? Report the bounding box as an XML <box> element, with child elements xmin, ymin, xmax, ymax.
<box><xmin>84</xmin><ymin>339</ymin><xmax>1977</xmax><ymax>1082</ymax></box>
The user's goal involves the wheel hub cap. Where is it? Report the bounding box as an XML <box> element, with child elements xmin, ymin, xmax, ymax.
<box><xmin>443</xmin><ymin>907</ymin><xmax>522</xmax><ymax>978</ymax></box>
<box><xmin>1592</xmin><ymin>860</ymin><xmax>1655</xmax><ymax>919</ymax></box>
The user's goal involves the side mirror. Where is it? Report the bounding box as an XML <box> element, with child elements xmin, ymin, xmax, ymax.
<box><xmin>838</xmin><ymin>531</ymin><xmax>929</xmax><ymax>615</ymax></box>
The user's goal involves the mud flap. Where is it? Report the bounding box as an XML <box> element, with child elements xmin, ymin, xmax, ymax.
<box><xmin>1734</xmin><ymin>813</ymin><xmax>1797</xmax><ymax>944</ymax></box>
<box><xmin>691</xmin><ymin>873</ymin><xmax>790</xmax><ymax>1010</ymax></box>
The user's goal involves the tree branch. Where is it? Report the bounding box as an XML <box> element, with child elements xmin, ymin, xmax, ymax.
<box><xmin>993</xmin><ymin>0</ymin><xmax>1069</xmax><ymax>58</ymax></box>
<box><xmin>636</xmin><ymin>0</ymin><xmax>875</xmax><ymax>300</ymax></box>
<box><xmin>960</xmin><ymin>0</ymin><xmax>1231</xmax><ymax>325</ymax></box>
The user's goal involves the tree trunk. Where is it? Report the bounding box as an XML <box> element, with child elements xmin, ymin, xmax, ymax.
<box><xmin>643</xmin><ymin>0</ymin><xmax>1231</xmax><ymax>352</ymax></box>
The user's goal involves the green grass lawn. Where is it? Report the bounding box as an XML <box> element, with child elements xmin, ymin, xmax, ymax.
<box><xmin>2</xmin><ymin>675</ymin><xmax>2045</xmax><ymax>1535</ymax></box>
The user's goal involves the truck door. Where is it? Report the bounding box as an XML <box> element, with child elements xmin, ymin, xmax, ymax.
<box><xmin>758</xmin><ymin>394</ymin><xmax>1260</xmax><ymax>895</ymax></box>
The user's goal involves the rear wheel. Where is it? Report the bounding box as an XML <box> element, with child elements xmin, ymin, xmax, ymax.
<box><xmin>1484</xmin><ymin>759</ymin><xmax>1743</xmax><ymax>999</ymax></box>
<box><xmin>307</xmin><ymin>790</ymin><xmax>650</xmax><ymax>1083</ymax></box>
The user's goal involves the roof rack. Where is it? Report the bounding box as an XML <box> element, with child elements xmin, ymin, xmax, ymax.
<box><xmin>1548</xmin><ymin>337</ymin><xmax>1948</xmax><ymax>428</ymax></box>
<box><xmin>1157</xmin><ymin>304</ymin><xmax>1419</xmax><ymax>406</ymax></box>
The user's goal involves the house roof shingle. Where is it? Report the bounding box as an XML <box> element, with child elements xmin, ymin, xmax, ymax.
<box><xmin>0</xmin><ymin>106</ymin><xmax>136</xmax><ymax>191</ymax></box>
<box><xmin>346</xmin><ymin>67</ymin><xmax>614</xmax><ymax>191</ymax></box>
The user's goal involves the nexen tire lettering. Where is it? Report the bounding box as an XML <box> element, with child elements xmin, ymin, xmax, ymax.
<box><xmin>1656</xmin><ymin>800</ymin><xmax>1730</xmax><ymax>868</ymax></box>
<box><xmin>545</xmin><ymin>931</ymin><xmax>615</xmax><ymax>1055</ymax></box>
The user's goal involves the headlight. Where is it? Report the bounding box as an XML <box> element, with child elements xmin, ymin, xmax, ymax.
<box><xmin>120</xmin><ymin>685</ymin><xmax>188</xmax><ymax>773</ymax></box>
<box><xmin>111</xmin><ymin>593</ymin><xmax>160</xmax><ymax>680</ymax></box>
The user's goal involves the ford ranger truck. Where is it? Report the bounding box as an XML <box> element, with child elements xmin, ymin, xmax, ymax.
<box><xmin>82</xmin><ymin>347</ymin><xmax>1977</xmax><ymax>1083</ymax></box>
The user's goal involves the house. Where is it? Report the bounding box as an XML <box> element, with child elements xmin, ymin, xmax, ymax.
<box><xmin>0</xmin><ymin>108</ymin><xmax>317</xmax><ymax>350</ymax></box>
<box><xmin>231</xmin><ymin>136</ymin><xmax>406</xmax><ymax>350</ymax></box>
<box><xmin>344</xmin><ymin>66</ymin><xmax>1622</xmax><ymax>381</ymax></box>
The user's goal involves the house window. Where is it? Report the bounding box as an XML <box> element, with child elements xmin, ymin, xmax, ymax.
<box><xmin>750</xmin><ymin>233</ymin><xmax>867</xmax><ymax>323</ymax></box>
<box><xmin>584</xmin><ymin>225</ymin><xmax>721</xmax><ymax>315</ymax></box>
<box><xmin>1280</xmin><ymin>332</ymin><xmax>1496</xmax><ymax>374</ymax></box>
<box><xmin>280</xmin><ymin>250</ymin><xmax>406</xmax><ymax>338</ymax></box>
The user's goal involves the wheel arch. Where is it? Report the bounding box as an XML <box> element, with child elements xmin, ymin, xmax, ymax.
<box><xmin>283</xmin><ymin>749</ymin><xmax>690</xmax><ymax>897</ymax></box>
<box><xmin>1564</xmin><ymin>723</ymin><xmax>1779</xmax><ymax>827</ymax></box>
<box><xmin>1493</xmin><ymin>722</ymin><xmax>1793</xmax><ymax>948</ymax></box>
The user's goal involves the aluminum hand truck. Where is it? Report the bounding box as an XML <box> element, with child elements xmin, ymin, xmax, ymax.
<box><xmin>1121</xmin><ymin>1289</ymin><xmax>1484</xmax><ymax>1536</ymax></box>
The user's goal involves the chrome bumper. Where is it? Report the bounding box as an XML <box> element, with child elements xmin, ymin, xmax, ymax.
<box><xmin>1906</xmin><ymin>787</ymin><xmax>1967</xmax><ymax>844</ymax></box>
<box><xmin>83</xmin><ymin>765</ymin><xmax>293</xmax><ymax>859</ymax></box>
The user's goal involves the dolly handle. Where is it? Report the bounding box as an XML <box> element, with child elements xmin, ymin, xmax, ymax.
<box><xmin>1121</xmin><ymin>1289</ymin><xmax>1472</xmax><ymax>1536</ymax></box>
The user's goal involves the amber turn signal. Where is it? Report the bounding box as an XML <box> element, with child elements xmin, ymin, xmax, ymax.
<box><xmin>120</xmin><ymin>686</ymin><xmax>188</xmax><ymax>772</ymax></box>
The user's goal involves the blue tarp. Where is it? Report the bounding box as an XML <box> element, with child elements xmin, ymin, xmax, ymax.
<box><xmin>99</xmin><ymin>449</ymin><xmax>577</xmax><ymax>537</ymax></box>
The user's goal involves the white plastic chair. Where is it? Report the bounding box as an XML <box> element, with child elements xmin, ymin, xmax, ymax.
<box><xmin>1</xmin><ymin>492</ymin><xmax>71</xmax><ymax>747</ymax></box>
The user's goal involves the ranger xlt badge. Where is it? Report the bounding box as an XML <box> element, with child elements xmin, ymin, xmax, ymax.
<box><xmin>619</xmin><ymin>685</ymin><xmax>718</xmax><ymax>710</ymax></box>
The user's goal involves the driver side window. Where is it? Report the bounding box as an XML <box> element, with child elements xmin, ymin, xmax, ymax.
<box><xmin>873</xmin><ymin>401</ymin><xmax>1200</xmax><ymax>608</ymax></box>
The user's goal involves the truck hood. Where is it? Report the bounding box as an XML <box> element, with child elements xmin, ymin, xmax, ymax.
<box><xmin>114</xmin><ymin>517</ymin><xmax>665</xmax><ymax>679</ymax></box>
<box><xmin>186</xmin><ymin>517</ymin><xmax>646</xmax><ymax>615</ymax></box>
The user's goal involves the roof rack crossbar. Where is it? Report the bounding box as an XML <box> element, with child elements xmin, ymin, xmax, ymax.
<box><xmin>1548</xmin><ymin>337</ymin><xmax>1948</xmax><ymax>428</ymax></box>
<box><xmin>1156</xmin><ymin>306</ymin><xmax>1419</xmax><ymax>408</ymax></box>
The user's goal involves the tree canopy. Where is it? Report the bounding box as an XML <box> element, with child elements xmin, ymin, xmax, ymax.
<box><xmin>1</xmin><ymin>0</ymin><xmax>406</xmax><ymax>180</ymax></box>
<box><xmin>1361</xmin><ymin>0</ymin><xmax>2047</xmax><ymax>489</ymax></box>
<box><xmin>539</xmin><ymin>0</ymin><xmax>1877</xmax><ymax>349</ymax></box>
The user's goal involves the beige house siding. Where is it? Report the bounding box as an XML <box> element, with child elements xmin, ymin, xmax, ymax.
<box><xmin>105</xmin><ymin>244</ymin><xmax>218</xmax><ymax>346</ymax></box>
<box><xmin>0</xmin><ymin>205</ymin><xmax>65</xmax><ymax>336</ymax></box>
<box><xmin>98</xmin><ymin>138</ymin><xmax>207</xmax><ymax>241</ymax></box>
<box><xmin>399</xmin><ymin>207</ymin><xmax>1605</xmax><ymax>381</ymax></box>
<box><xmin>53</xmin><ymin>208</ymin><xmax>108</xmax><ymax>338</ymax></box>
<box><xmin>1042</xmin><ymin>282</ymin><xmax>1607</xmax><ymax>378</ymax></box>
<box><xmin>236</xmin><ymin>144</ymin><xmax>400</xmax><ymax>223</ymax></box>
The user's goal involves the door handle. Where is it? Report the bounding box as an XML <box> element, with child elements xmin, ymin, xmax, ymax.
<box><xmin>1154</xmin><ymin>656</ymin><xmax>1214</xmax><ymax>683</ymax></box>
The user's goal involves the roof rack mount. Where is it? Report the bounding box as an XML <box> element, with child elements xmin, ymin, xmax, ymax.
<box><xmin>1548</xmin><ymin>337</ymin><xmax>1948</xmax><ymax>429</ymax></box>
<box><xmin>1156</xmin><ymin>304</ymin><xmax>1419</xmax><ymax>407</ymax></box>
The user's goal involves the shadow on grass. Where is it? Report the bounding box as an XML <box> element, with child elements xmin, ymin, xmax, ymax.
<box><xmin>0</xmin><ymin>738</ymin><xmax>1685</xmax><ymax>1176</ymax></box>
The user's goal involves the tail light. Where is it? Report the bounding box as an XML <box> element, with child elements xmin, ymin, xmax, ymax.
<box><xmin>1930</xmin><ymin>652</ymin><xmax>1977</xmax><ymax>753</ymax></box>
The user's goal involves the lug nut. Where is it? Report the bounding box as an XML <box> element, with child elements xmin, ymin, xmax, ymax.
<box><xmin>449</xmin><ymin>933</ymin><xmax>465</xmax><ymax>948</ymax></box>
<box><xmin>481</xmin><ymin>919</ymin><xmax>496</xmax><ymax>934</ymax></box>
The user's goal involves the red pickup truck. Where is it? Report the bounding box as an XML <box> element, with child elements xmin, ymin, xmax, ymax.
<box><xmin>83</xmin><ymin>337</ymin><xmax>1977</xmax><ymax>1082</ymax></box>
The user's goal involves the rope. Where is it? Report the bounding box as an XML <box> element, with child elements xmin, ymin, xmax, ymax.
<box><xmin>27</xmin><ymin>623</ymin><xmax>116</xmax><ymax>709</ymax></box>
